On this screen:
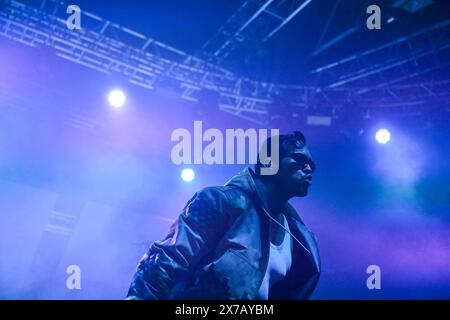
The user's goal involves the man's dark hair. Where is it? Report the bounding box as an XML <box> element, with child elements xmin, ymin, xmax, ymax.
<box><xmin>255</xmin><ymin>131</ymin><xmax>307</xmax><ymax>175</ymax></box>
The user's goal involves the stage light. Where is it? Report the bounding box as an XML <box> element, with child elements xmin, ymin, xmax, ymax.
<box><xmin>108</xmin><ymin>89</ymin><xmax>126</xmax><ymax>108</ymax></box>
<box><xmin>375</xmin><ymin>129</ymin><xmax>391</xmax><ymax>144</ymax></box>
<box><xmin>181</xmin><ymin>168</ymin><xmax>195</xmax><ymax>182</ymax></box>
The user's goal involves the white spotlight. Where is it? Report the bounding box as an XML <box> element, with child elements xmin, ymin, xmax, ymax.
<box><xmin>108</xmin><ymin>89</ymin><xmax>126</xmax><ymax>108</ymax></box>
<box><xmin>375</xmin><ymin>129</ymin><xmax>391</xmax><ymax>144</ymax></box>
<box><xmin>181</xmin><ymin>168</ymin><xmax>195</xmax><ymax>182</ymax></box>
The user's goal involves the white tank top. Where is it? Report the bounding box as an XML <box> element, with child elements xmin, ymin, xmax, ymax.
<box><xmin>256</xmin><ymin>215</ymin><xmax>293</xmax><ymax>299</ymax></box>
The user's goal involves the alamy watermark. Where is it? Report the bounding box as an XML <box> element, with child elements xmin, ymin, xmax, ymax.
<box><xmin>171</xmin><ymin>121</ymin><xmax>280</xmax><ymax>175</ymax></box>
<box><xmin>366</xmin><ymin>265</ymin><xmax>381</xmax><ymax>290</ymax></box>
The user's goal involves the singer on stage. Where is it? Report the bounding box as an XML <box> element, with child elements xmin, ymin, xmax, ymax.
<box><xmin>127</xmin><ymin>131</ymin><xmax>320</xmax><ymax>300</ymax></box>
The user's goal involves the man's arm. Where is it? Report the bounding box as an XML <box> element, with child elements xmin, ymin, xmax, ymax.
<box><xmin>126</xmin><ymin>187</ymin><xmax>231</xmax><ymax>300</ymax></box>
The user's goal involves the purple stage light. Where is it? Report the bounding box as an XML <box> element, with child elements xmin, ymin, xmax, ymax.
<box><xmin>375</xmin><ymin>129</ymin><xmax>391</xmax><ymax>144</ymax></box>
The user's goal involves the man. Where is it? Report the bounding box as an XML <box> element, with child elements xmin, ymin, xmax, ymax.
<box><xmin>127</xmin><ymin>131</ymin><xmax>320</xmax><ymax>300</ymax></box>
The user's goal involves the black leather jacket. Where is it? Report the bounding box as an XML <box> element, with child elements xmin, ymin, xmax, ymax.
<box><xmin>126</xmin><ymin>168</ymin><xmax>320</xmax><ymax>299</ymax></box>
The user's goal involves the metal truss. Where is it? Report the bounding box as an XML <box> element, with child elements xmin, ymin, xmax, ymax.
<box><xmin>0</xmin><ymin>0</ymin><xmax>449</xmax><ymax>125</ymax></box>
<box><xmin>312</xmin><ymin>19</ymin><xmax>450</xmax><ymax>88</ymax></box>
<box><xmin>305</xmin><ymin>13</ymin><xmax>450</xmax><ymax>120</ymax></box>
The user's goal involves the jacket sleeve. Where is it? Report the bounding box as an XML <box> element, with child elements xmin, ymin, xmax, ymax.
<box><xmin>126</xmin><ymin>187</ymin><xmax>232</xmax><ymax>300</ymax></box>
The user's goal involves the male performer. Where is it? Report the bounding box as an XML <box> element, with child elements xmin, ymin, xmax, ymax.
<box><xmin>127</xmin><ymin>131</ymin><xmax>320</xmax><ymax>299</ymax></box>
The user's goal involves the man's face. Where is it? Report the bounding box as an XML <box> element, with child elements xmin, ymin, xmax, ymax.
<box><xmin>273</xmin><ymin>150</ymin><xmax>315</xmax><ymax>198</ymax></box>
